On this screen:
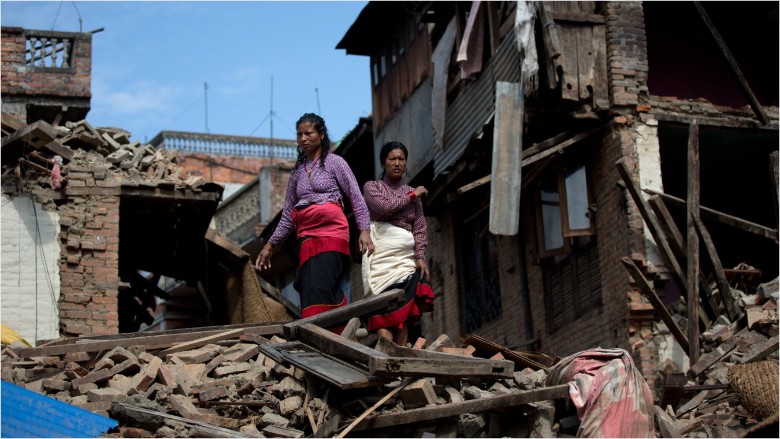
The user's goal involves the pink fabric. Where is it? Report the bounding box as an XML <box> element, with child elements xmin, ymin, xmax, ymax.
<box><xmin>546</xmin><ymin>348</ymin><xmax>655</xmax><ymax>438</ymax></box>
<box><xmin>48</xmin><ymin>160</ymin><xmax>62</xmax><ymax>189</ymax></box>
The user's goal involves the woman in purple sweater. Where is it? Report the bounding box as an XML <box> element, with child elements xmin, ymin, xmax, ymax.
<box><xmin>362</xmin><ymin>141</ymin><xmax>435</xmax><ymax>346</ymax></box>
<box><xmin>255</xmin><ymin>113</ymin><xmax>373</xmax><ymax>319</ymax></box>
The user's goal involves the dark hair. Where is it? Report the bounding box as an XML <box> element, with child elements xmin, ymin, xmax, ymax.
<box><xmin>294</xmin><ymin>113</ymin><xmax>330</xmax><ymax>169</ymax></box>
<box><xmin>379</xmin><ymin>141</ymin><xmax>409</xmax><ymax>178</ymax></box>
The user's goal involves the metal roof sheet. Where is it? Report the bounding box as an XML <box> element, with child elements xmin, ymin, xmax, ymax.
<box><xmin>1</xmin><ymin>380</ymin><xmax>118</xmax><ymax>438</ymax></box>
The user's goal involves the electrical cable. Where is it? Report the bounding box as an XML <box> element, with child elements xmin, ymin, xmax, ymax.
<box><xmin>248</xmin><ymin>112</ymin><xmax>271</xmax><ymax>137</ymax></box>
<box><xmin>51</xmin><ymin>1</ymin><xmax>64</xmax><ymax>30</ymax></box>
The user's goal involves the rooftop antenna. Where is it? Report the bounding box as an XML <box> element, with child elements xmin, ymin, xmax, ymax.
<box><xmin>204</xmin><ymin>82</ymin><xmax>209</xmax><ymax>134</ymax></box>
<box><xmin>315</xmin><ymin>87</ymin><xmax>321</xmax><ymax>115</ymax></box>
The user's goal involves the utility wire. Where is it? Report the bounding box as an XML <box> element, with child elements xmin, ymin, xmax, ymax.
<box><xmin>51</xmin><ymin>1</ymin><xmax>64</xmax><ymax>30</ymax></box>
<box><xmin>248</xmin><ymin>112</ymin><xmax>271</xmax><ymax>137</ymax></box>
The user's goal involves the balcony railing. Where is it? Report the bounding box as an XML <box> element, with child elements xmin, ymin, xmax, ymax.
<box><xmin>25</xmin><ymin>31</ymin><xmax>74</xmax><ymax>68</ymax></box>
<box><xmin>149</xmin><ymin>131</ymin><xmax>299</xmax><ymax>159</ymax></box>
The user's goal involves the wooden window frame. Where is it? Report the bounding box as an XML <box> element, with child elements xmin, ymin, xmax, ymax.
<box><xmin>534</xmin><ymin>159</ymin><xmax>595</xmax><ymax>259</ymax></box>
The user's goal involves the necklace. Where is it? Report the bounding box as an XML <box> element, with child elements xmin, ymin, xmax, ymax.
<box><xmin>304</xmin><ymin>154</ymin><xmax>320</xmax><ymax>183</ymax></box>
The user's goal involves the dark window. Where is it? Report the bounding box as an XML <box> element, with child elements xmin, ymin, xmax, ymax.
<box><xmin>460</xmin><ymin>209</ymin><xmax>502</xmax><ymax>332</ymax></box>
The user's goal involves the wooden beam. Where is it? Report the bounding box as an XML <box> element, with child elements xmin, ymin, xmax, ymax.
<box><xmin>551</xmin><ymin>11</ymin><xmax>606</xmax><ymax>24</ymax></box>
<box><xmin>283</xmin><ymin>289</ymin><xmax>405</xmax><ymax>339</ymax></box>
<box><xmin>687</xmin><ymin>326</ymin><xmax>763</xmax><ymax>377</ymax></box>
<box><xmin>489</xmin><ymin>81</ymin><xmax>524</xmax><ymax>235</ymax></box>
<box><xmin>158</xmin><ymin>328</ymin><xmax>245</xmax><ymax>356</ymax></box>
<box><xmin>621</xmin><ymin>257</ymin><xmax>690</xmax><ymax>353</ymax></box>
<box><xmin>770</xmin><ymin>151</ymin><xmax>778</xmax><ymax>226</ymax></box>
<box><xmin>352</xmin><ymin>384</ymin><xmax>570</xmax><ymax>431</ymax></box>
<box><xmin>457</xmin><ymin>174</ymin><xmax>492</xmax><ymax>195</ymax></box>
<box><xmin>616</xmin><ymin>159</ymin><xmax>688</xmax><ymax>294</ymax></box>
<box><xmin>691</xmin><ymin>212</ymin><xmax>739</xmax><ymax>321</ymax></box>
<box><xmin>686</xmin><ymin>119</ymin><xmax>701</xmax><ymax>364</ymax></box>
<box><xmin>736</xmin><ymin>334</ymin><xmax>779</xmax><ymax>364</ymax></box>
<box><xmin>456</xmin><ymin>124</ymin><xmax>608</xmax><ymax>196</ymax></box>
<box><xmin>336</xmin><ymin>377</ymin><xmax>414</xmax><ymax>438</ymax></box>
<box><xmin>537</xmin><ymin>1</ymin><xmax>562</xmax><ymax>90</ymax></box>
<box><xmin>693</xmin><ymin>2</ymin><xmax>769</xmax><ymax>125</ymax></box>
<box><xmin>113</xmin><ymin>403</ymin><xmax>253</xmax><ymax>438</ymax></box>
<box><xmin>642</xmin><ymin>188</ymin><xmax>778</xmax><ymax>241</ymax></box>
<box><xmin>648</xmin><ymin>196</ymin><xmax>686</xmax><ymax>259</ymax></box>
<box><xmin>296</xmin><ymin>323</ymin><xmax>388</xmax><ymax>364</ymax></box>
<box><xmin>368</xmin><ymin>355</ymin><xmax>514</xmax><ymax>379</ymax></box>
<box><xmin>18</xmin><ymin>324</ymin><xmax>283</xmax><ymax>357</ymax></box>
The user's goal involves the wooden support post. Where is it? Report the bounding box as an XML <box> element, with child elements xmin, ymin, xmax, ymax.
<box><xmin>693</xmin><ymin>2</ymin><xmax>769</xmax><ymax>125</ymax></box>
<box><xmin>686</xmin><ymin>119</ymin><xmax>701</xmax><ymax>364</ymax></box>
<box><xmin>692</xmin><ymin>212</ymin><xmax>740</xmax><ymax>321</ymax></box>
<box><xmin>621</xmin><ymin>257</ymin><xmax>689</xmax><ymax>353</ymax></box>
<box><xmin>770</xmin><ymin>151</ymin><xmax>778</xmax><ymax>226</ymax></box>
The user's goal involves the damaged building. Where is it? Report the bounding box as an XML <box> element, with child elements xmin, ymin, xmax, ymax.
<box><xmin>332</xmin><ymin>0</ymin><xmax>778</xmax><ymax>396</ymax></box>
<box><xmin>1</xmin><ymin>2</ymin><xmax>779</xmax><ymax>438</ymax></box>
<box><xmin>0</xmin><ymin>25</ymin><xmax>293</xmax><ymax>342</ymax></box>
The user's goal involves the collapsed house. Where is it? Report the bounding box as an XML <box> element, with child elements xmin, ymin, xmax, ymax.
<box><xmin>330</xmin><ymin>0</ymin><xmax>778</xmax><ymax>398</ymax></box>
<box><xmin>0</xmin><ymin>25</ymin><xmax>293</xmax><ymax>343</ymax></box>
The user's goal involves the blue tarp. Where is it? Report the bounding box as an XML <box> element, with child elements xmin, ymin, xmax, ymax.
<box><xmin>1</xmin><ymin>380</ymin><xmax>118</xmax><ymax>438</ymax></box>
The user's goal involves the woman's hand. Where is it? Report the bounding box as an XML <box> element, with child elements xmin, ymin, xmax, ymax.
<box><xmin>255</xmin><ymin>248</ymin><xmax>272</xmax><ymax>271</ymax></box>
<box><xmin>416</xmin><ymin>258</ymin><xmax>430</xmax><ymax>281</ymax></box>
<box><xmin>413</xmin><ymin>186</ymin><xmax>428</xmax><ymax>199</ymax></box>
<box><xmin>359</xmin><ymin>230</ymin><xmax>374</xmax><ymax>256</ymax></box>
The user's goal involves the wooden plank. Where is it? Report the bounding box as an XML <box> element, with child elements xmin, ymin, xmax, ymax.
<box><xmin>537</xmin><ymin>1</ymin><xmax>562</xmax><ymax>90</ymax></box>
<box><xmin>551</xmin><ymin>11</ymin><xmax>606</xmax><ymax>24</ymax></box>
<box><xmin>464</xmin><ymin>334</ymin><xmax>555</xmax><ymax>370</ymax></box>
<box><xmin>18</xmin><ymin>324</ymin><xmax>283</xmax><ymax>357</ymax></box>
<box><xmin>557</xmin><ymin>23</ymin><xmax>579</xmax><ymax>101</ymax></box>
<box><xmin>457</xmin><ymin>175</ymin><xmax>492</xmax><ymax>195</ymax></box>
<box><xmin>770</xmin><ymin>151</ymin><xmax>778</xmax><ymax>226</ymax></box>
<box><xmin>693</xmin><ymin>2</ymin><xmax>768</xmax><ymax>125</ymax></box>
<box><xmin>259</xmin><ymin>342</ymin><xmax>387</xmax><ymax>389</ymax></box>
<box><xmin>336</xmin><ymin>377</ymin><xmax>414</xmax><ymax>438</ymax></box>
<box><xmin>1</xmin><ymin>111</ymin><xmax>26</xmax><ymax>133</ymax></box>
<box><xmin>283</xmin><ymin>289</ymin><xmax>405</xmax><ymax>339</ymax></box>
<box><xmin>736</xmin><ymin>335</ymin><xmax>779</xmax><ymax>364</ymax></box>
<box><xmin>489</xmin><ymin>81</ymin><xmax>524</xmax><ymax>235</ymax></box>
<box><xmin>648</xmin><ymin>196</ymin><xmax>686</xmax><ymax>259</ymax></box>
<box><xmin>522</xmin><ymin>123</ymin><xmax>606</xmax><ymax>168</ymax></box>
<box><xmin>375</xmin><ymin>337</ymin><xmax>504</xmax><ymax>363</ymax></box>
<box><xmin>692</xmin><ymin>212</ymin><xmax>739</xmax><ymax>321</ymax></box>
<box><xmin>616</xmin><ymin>158</ymin><xmax>689</xmax><ymax>297</ymax></box>
<box><xmin>368</xmin><ymin>356</ymin><xmax>514</xmax><ymax>379</ymax></box>
<box><xmin>113</xmin><ymin>403</ymin><xmax>254</xmax><ymax>438</ymax></box>
<box><xmin>296</xmin><ymin>322</ymin><xmax>388</xmax><ymax>364</ymax></box>
<box><xmin>590</xmin><ymin>24</ymin><xmax>609</xmax><ymax>109</ymax></box>
<box><xmin>158</xmin><ymin>328</ymin><xmax>245</xmax><ymax>356</ymax></box>
<box><xmin>686</xmin><ymin>119</ymin><xmax>701</xmax><ymax>364</ymax></box>
<box><xmin>622</xmin><ymin>257</ymin><xmax>689</xmax><ymax>353</ymax></box>
<box><xmin>353</xmin><ymin>384</ymin><xmax>570</xmax><ymax>431</ymax></box>
<box><xmin>642</xmin><ymin>188</ymin><xmax>778</xmax><ymax>241</ymax></box>
<box><xmin>687</xmin><ymin>326</ymin><xmax>761</xmax><ymax>377</ymax></box>
<box><xmin>205</xmin><ymin>228</ymin><xmax>248</xmax><ymax>261</ymax></box>
<box><xmin>1</xmin><ymin>121</ymin><xmax>59</xmax><ymax>166</ymax></box>
<box><xmin>41</xmin><ymin>140</ymin><xmax>74</xmax><ymax>162</ymax></box>
<box><xmin>256</xmin><ymin>275</ymin><xmax>300</xmax><ymax>318</ymax></box>
<box><xmin>576</xmin><ymin>23</ymin><xmax>593</xmax><ymax>100</ymax></box>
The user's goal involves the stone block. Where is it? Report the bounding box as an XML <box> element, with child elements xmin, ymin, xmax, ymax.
<box><xmin>400</xmin><ymin>378</ymin><xmax>437</xmax><ymax>407</ymax></box>
<box><xmin>279</xmin><ymin>395</ymin><xmax>303</xmax><ymax>416</ymax></box>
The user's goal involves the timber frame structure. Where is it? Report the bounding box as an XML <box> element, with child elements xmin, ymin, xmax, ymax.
<box><xmin>336</xmin><ymin>1</ymin><xmax>778</xmax><ymax>395</ymax></box>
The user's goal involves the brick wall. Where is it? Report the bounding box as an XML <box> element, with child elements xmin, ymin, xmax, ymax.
<box><xmin>605</xmin><ymin>1</ymin><xmax>649</xmax><ymax>108</ymax></box>
<box><xmin>178</xmin><ymin>153</ymin><xmax>285</xmax><ymax>188</ymax></box>
<box><xmin>57</xmin><ymin>159</ymin><xmax>121</xmax><ymax>337</ymax></box>
<box><xmin>0</xmin><ymin>194</ymin><xmax>61</xmax><ymax>344</ymax></box>
<box><xmin>0</xmin><ymin>27</ymin><xmax>92</xmax><ymax>99</ymax></box>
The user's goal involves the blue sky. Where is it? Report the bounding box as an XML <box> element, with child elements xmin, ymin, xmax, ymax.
<box><xmin>1</xmin><ymin>1</ymin><xmax>372</xmax><ymax>144</ymax></box>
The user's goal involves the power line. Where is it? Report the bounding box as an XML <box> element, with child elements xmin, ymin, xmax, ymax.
<box><xmin>248</xmin><ymin>112</ymin><xmax>271</xmax><ymax>137</ymax></box>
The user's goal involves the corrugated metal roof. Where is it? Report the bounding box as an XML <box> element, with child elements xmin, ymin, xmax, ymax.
<box><xmin>434</xmin><ymin>33</ymin><xmax>522</xmax><ymax>178</ymax></box>
<box><xmin>1</xmin><ymin>380</ymin><xmax>117</xmax><ymax>438</ymax></box>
